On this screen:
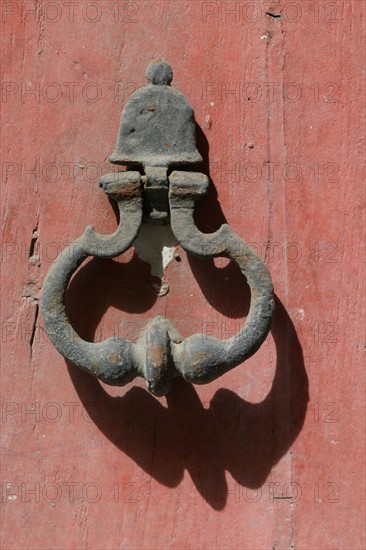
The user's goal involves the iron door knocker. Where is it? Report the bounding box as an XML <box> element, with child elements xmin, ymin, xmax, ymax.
<box><xmin>41</xmin><ymin>60</ymin><xmax>275</xmax><ymax>396</ymax></box>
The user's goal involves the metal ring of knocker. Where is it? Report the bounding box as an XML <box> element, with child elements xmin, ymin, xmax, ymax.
<box><xmin>41</xmin><ymin>60</ymin><xmax>275</xmax><ymax>396</ymax></box>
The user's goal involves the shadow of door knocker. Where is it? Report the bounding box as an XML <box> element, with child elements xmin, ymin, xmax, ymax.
<box><xmin>41</xmin><ymin>60</ymin><xmax>275</xmax><ymax>396</ymax></box>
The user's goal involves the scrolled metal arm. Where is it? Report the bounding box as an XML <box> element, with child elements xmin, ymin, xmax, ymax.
<box><xmin>41</xmin><ymin>173</ymin><xmax>143</xmax><ymax>386</ymax></box>
<box><xmin>169</xmin><ymin>171</ymin><xmax>274</xmax><ymax>384</ymax></box>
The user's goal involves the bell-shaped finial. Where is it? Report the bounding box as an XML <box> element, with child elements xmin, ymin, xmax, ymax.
<box><xmin>109</xmin><ymin>61</ymin><xmax>202</xmax><ymax>168</ymax></box>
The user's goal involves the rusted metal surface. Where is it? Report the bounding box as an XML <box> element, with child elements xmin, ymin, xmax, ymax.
<box><xmin>41</xmin><ymin>61</ymin><xmax>274</xmax><ymax>396</ymax></box>
<box><xmin>109</xmin><ymin>60</ymin><xmax>202</xmax><ymax>168</ymax></box>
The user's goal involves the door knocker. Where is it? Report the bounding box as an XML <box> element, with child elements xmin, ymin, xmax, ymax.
<box><xmin>41</xmin><ymin>60</ymin><xmax>275</xmax><ymax>396</ymax></box>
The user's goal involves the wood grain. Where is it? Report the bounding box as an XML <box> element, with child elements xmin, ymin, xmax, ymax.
<box><xmin>1</xmin><ymin>1</ymin><xmax>365</xmax><ymax>548</ymax></box>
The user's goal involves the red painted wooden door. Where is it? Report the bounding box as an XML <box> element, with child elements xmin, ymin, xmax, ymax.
<box><xmin>2</xmin><ymin>1</ymin><xmax>365</xmax><ymax>548</ymax></box>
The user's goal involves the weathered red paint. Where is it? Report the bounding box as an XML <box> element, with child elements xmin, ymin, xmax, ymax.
<box><xmin>1</xmin><ymin>1</ymin><xmax>365</xmax><ymax>548</ymax></box>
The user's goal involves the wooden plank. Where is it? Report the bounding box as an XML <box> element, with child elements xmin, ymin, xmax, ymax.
<box><xmin>1</xmin><ymin>1</ymin><xmax>364</xmax><ymax>548</ymax></box>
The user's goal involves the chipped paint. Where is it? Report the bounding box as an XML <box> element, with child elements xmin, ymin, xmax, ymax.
<box><xmin>133</xmin><ymin>222</ymin><xmax>177</xmax><ymax>280</ymax></box>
